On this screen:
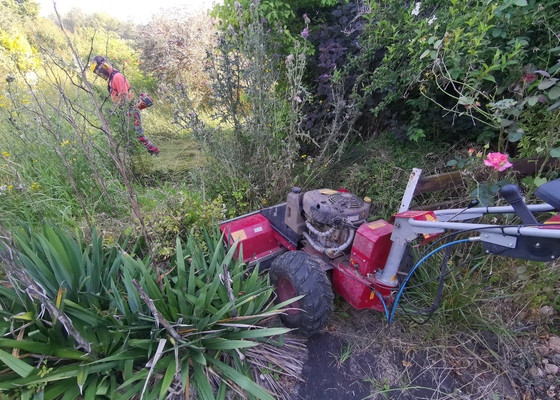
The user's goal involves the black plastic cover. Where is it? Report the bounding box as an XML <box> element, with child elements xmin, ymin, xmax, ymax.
<box><xmin>535</xmin><ymin>178</ymin><xmax>560</xmax><ymax>210</ymax></box>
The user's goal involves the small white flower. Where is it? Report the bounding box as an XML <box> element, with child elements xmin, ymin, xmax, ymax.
<box><xmin>411</xmin><ymin>2</ymin><xmax>421</xmax><ymax>16</ymax></box>
<box><xmin>428</xmin><ymin>15</ymin><xmax>437</xmax><ymax>25</ymax></box>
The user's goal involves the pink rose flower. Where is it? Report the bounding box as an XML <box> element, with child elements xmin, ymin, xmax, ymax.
<box><xmin>484</xmin><ymin>152</ymin><xmax>513</xmax><ymax>172</ymax></box>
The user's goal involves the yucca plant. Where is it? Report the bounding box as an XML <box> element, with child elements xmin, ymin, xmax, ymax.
<box><xmin>0</xmin><ymin>224</ymin><xmax>305</xmax><ymax>399</ymax></box>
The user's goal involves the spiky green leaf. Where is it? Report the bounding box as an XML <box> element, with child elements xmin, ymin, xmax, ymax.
<box><xmin>0</xmin><ymin>348</ymin><xmax>34</xmax><ymax>378</ymax></box>
<box><xmin>206</xmin><ymin>356</ymin><xmax>275</xmax><ymax>400</ymax></box>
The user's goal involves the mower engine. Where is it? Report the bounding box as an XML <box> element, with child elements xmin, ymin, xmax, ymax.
<box><xmin>294</xmin><ymin>189</ymin><xmax>371</xmax><ymax>258</ymax></box>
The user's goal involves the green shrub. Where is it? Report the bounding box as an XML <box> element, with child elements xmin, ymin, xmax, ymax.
<box><xmin>167</xmin><ymin>1</ymin><xmax>309</xmax><ymax>212</ymax></box>
<box><xmin>0</xmin><ymin>223</ymin><xmax>300</xmax><ymax>399</ymax></box>
<box><xmin>142</xmin><ymin>189</ymin><xmax>227</xmax><ymax>258</ymax></box>
<box><xmin>354</xmin><ymin>0</ymin><xmax>560</xmax><ymax>151</ymax></box>
<box><xmin>325</xmin><ymin>132</ymin><xmax>452</xmax><ymax>219</ymax></box>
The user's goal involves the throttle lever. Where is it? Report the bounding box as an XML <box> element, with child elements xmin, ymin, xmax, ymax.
<box><xmin>498</xmin><ymin>184</ymin><xmax>538</xmax><ymax>225</ymax></box>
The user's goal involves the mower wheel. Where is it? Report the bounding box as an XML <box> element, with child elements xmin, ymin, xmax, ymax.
<box><xmin>270</xmin><ymin>251</ymin><xmax>334</xmax><ymax>336</ymax></box>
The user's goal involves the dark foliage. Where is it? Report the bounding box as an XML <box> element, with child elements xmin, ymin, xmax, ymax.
<box><xmin>302</xmin><ymin>1</ymin><xmax>385</xmax><ymax>146</ymax></box>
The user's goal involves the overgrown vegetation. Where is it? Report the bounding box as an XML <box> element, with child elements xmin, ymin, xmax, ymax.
<box><xmin>0</xmin><ymin>223</ymin><xmax>303</xmax><ymax>399</ymax></box>
<box><xmin>0</xmin><ymin>0</ymin><xmax>558</xmax><ymax>398</ymax></box>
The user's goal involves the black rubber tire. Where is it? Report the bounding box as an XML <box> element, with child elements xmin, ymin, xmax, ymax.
<box><xmin>270</xmin><ymin>251</ymin><xmax>334</xmax><ymax>336</ymax></box>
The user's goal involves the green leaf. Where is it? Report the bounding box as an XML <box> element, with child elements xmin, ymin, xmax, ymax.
<box><xmin>35</xmin><ymin>236</ymin><xmax>74</xmax><ymax>292</ymax></box>
<box><xmin>15</xmin><ymin>248</ymin><xmax>57</xmax><ymax>296</ymax></box>
<box><xmin>534</xmin><ymin>177</ymin><xmax>547</xmax><ymax>187</ymax></box>
<box><xmin>175</xmin><ymin>237</ymin><xmax>186</xmax><ymax>287</ymax></box>
<box><xmin>420</xmin><ymin>49</ymin><xmax>430</xmax><ymax>59</ymax></box>
<box><xmin>512</xmin><ymin>0</ymin><xmax>527</xmax><ymax>5</ymax></box>
<box><xmin>63</xmin><ymin>300</ymin><xmax>103</xmax><ymax>326</ymax></box>
<box><xmin>203</xmin><ymin>339</ymin><xmax>259</xmax><ymax>350</ymax></box>
<box><xmin>547</xmin><ymin>101</ymin><xmax>560</xmax><ymax>111</ymax></box>
<box><xmin>12</xmin><ymin>311</ymin><xmax>34</xmax><ymax>321</ymax></box>
<box><xmin>122</xmin><ymin>267</ymin><xmax>141</xmax><ymax>314</ymax></box>
<box><xmin>0</xmin><ymin>338</ymin><xmax>88</xmax><ymax>360</ymax></box>
<box><xmin>189</xmin><ymin>349</ymin><xmax>207</xmax><ymax>366</ymax></box>
<box><xmin>216</xmin><ymin>382</ymin><xmax>227</xmax><ymax>400</ymax></box>
<box><xmin>60</xmin><ymin>385</ymin><xmax>80</xmax><ymax>400</ymax></box>
<box><xmin>225</xmin><ymin>327</ymin><xmax>291</xmax><ymax>340</ymax></box>
<box><xmin>507</xmin><ymin>108</ymin><xmax>521</xmax><ymax>117</ymax></box>
<box><xmin>44</xmin><ymin>380</ymin><xmax>75</xmax><ymax>399</ymax></box>
<box><xmin>449</xmin><ymin>68</ymin><xmax>461</xmax><ymax>80</ymax></box>
<box><xmin>549</xmin><ymin>65</ymin><xmax>560</xmax><ymax>75</ymax></box>
<box><xmin>550</xmin><ymin>148</ymin><xmax>560</xmax><ymax>159</ymax></box>
<box><xmin>88</xmin><ymin>349</ymin><xmax>146</xmax><ymax>363</ymax></box>
<box><xmin>77</xmin><ymin>365</ymin><xmax>89</xmax><ymax>395</ymax></box>
<box><xmin>548</xmin><ymin>86</ymin><xmax>560</xmax><ymax>100</ymax></box>
<box><xmin>0</xmin><ymin>362</ymin><xmax>121</xmax><ymax>389</ymax></box>
<box><xmin>158</xmin><ymin>359</ymin><xmax>177</xmax><ymax>399</ymax></box>
<box><xmin>268</xmin><ymin>295</ymin><xmax>305</xmax><ymax>311</ymax></box>
<box><xmin>508</xmin><ymin>129</ymin><xmax>524</xmax><ymax>142</ymax></box>
<box><xmin>117</xmin><ymin>369</ymin><xmax>148</xmax><ymax>390</ymax></box>
<box><xmin>206</xmin><ymin>356</ymin><xmax>275</xmax><ymax>400</ymax></box>
<box><xmin>115</xmin><ymin>381</ymin><xmax>145</xmax><ymax>400</ymax></box>
<box><xmin>538</xmin><ymin>78</ymin><xmax>558</xmax><ymax>90</ymax></box>
<box><xmin>83</xmin><ymin>375</ymin><xmax>99</xmax><ymax>400</ymax></box>
<box><xmin>527</xmin><ymin>96</ymin><xmax>539</xmax><ymax>106</ymax></box>
<box><xmin>0</xmin><ymin>348</ymin><xmax>34</xmax><ymax>378</ymax></box>
<box><xmin>191</xmin><ymin>361</ymin><xmax>214</xmax><ymax>400</ymax></box>
<box><xmin>500</xmin><ymin>119</ymin><xmax>514</xmax><ymax>127</ymax></box>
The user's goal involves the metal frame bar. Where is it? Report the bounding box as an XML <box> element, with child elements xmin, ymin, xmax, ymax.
<box><xmin>399</xmin><ymin>168</ymin><xmax>422</xmax><ymax>212</ymax></box>
<box><xmin>407</xmin><ymin>218</ymin><xmax>560</xmax><ymax>239</ymax></box>
<box><xmin>377</xmin><ymin>169</ymin><xmax>560</xmax><ymax>286</ymax></box>
<box><xmin>434</xmin><ymin>204</ymin><xmax>554</xmax><ymax>221</ymax></box>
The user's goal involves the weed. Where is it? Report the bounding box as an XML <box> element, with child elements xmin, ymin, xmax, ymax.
<box><xmin>364</xmin><ymin>377</ymin><xmax>391</xmax><ymax>400</ymax></box>
<box><xmin>329</xmin><ymin>342</ymin><xmax>353</xmax><ymax>368</ymax></box>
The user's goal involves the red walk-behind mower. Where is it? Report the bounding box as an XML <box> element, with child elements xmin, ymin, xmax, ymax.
<box><xmin>219</xmin><ymin>169</ymin><xmax>560</xmax><ymax>335</ymax></box>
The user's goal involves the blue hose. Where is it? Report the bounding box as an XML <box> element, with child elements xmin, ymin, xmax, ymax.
<box><xmin>387</xmin><ymin>238</ymin><xmax>471</xmax><ymax>323</ymax></box>
<box><xmin>373</xmin><ymin>289</ymin><xmax>390</xmax><ymax>321</ymax></box>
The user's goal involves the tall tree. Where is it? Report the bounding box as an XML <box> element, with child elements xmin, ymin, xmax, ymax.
<box><xmin>1</xmin><ymin>0</ymin><xmax>39</xmax><ymax>19</ymax></box>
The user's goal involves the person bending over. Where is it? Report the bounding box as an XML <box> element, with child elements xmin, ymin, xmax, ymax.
<box><xmin>90</xmin><ymin>55</ymin><xmax>159</xmax><ymax>155</ymax></box>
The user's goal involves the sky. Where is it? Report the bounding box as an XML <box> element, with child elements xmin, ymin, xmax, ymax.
<box><xmin>37</xmin><ymin>0</ymin><xmax>220</xmax><ymax>23</ymax></box>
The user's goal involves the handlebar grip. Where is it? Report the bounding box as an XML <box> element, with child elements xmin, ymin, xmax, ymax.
<box><xmin>498</xmin><ymin>184</ymin><xmax>538</xmax><ymax>225</ymax></box>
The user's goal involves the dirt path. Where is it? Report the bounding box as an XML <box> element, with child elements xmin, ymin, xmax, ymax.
<box><xmin>291</xmin><ymin>332</ymin><xmax>457</xmax><ymax>400</ymax></box>
<box><xmin>288</xmin><ymin>303</ymin><xmax>559</xmax><ymax>400</ymax></box>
